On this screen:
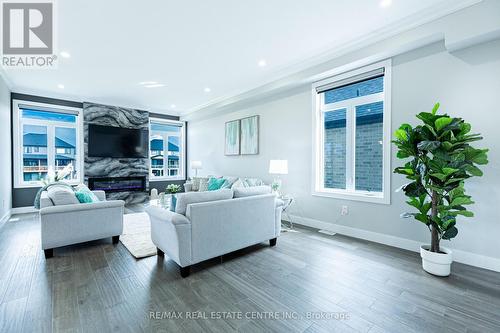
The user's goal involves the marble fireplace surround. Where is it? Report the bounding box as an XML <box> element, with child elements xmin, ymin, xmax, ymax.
<box><xmin>83</xmin><ymin>102</ymin><xmax>149</xmax><ymax>204</ymax></box>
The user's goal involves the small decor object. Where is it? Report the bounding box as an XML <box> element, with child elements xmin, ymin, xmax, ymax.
<box><xmin>240</xmin><ymin>115</ymin><xmax>259</xmax><ymax>155</ymax></box>
<box><xmin>269</xmin><ymin>160</ymin><xmax>288</xmax><ymax>195</ymax></box>
<box><xmin>166</xmin><ymin>184</ymin><xmax>182</xmax><ymax>211</ymax></box>
<box><xmin>393</xmin><ymin>103</ymin><xmax>488</xmax><ymax>276</ymax></box>
<box><xmin>42</xmin><ymin>163</ymin><xmax>74</xmax><ymax>185</ymax></box>
<box><xmin>150</xmin><ymin>188</ymin><xmax>159</xmax><ymax>200</ymax></box>
<box><xmin>225</xmin><ymin>120</ymin><xmax>240</xmax><ymax>155</ymax></box>
<box><xmin>190</xmin><ymin>161</ymin><xmax>203</xmax><ymax>177</ymax></box>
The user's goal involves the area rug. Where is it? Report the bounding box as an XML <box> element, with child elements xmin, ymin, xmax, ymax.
<box><xmin>121</xmin><ymin>212</ymin><xmax>157</xmax><ymax>259</ymax></box>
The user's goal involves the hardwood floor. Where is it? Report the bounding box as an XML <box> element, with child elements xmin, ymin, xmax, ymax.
<box><xmin>1</xmin><ymin>212</ymin><xmax>499</xmax><ymax>332</ymax></box>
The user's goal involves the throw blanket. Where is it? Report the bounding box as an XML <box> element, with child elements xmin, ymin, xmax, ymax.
<box><xmin>34</xmin><ymin>182</ymin><xmax>75</xmax><ymax>209</ymax></box>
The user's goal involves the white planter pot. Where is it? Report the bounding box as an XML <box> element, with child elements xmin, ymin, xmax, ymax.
<box><xmin>420</xmin><ymin>245</ymin><xmax>453</xmax><ymax>277</ymax></box>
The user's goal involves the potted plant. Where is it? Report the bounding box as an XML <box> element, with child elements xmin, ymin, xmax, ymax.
<box><xmin>393</xmin><ymin>103</ymin><xmax>488</xmax><ymax>276</ymax></box>
<box><xmin>166</xmin><ymin>184</ymin><xmax>182</xmax><ymax>209</ymax></box>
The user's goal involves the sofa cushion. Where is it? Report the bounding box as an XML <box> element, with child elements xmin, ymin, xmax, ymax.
<box><xmin>233</xmin><ymin>185</ymin><xmax>272</xmax><ymax>198</ymax></box>
<box><xmin>175</xmin><ymin>189</ymin><xmax>234</xmax><ymax>215</ymax></box>
<box><xmin>220</xmin><ymin>176</ymin><xmax>238</xmax><ymax>189</ymax></box>
<box><xmin>47</xmin><ymin>185</ymin><xmax>79</xmax><ymax>206</ymax></box>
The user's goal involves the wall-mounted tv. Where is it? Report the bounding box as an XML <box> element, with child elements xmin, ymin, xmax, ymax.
<box><xmin>88</xmin><ymin>124</ymin><xmax>148</xmax><ymax>158</ymax></box>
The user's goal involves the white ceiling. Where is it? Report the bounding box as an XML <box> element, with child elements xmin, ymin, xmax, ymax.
<box><xmin>3</xmin><ymin>0</ymin><xmax>475</xmax><ymax>116</ymax></box>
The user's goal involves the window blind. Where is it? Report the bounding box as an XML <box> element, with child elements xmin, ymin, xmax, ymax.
<box><xmin>315</xmin><ymin>68</ymin><xmax>385</xmax><ymax>94</ymax></box>
<box><xmin>19</xmin><ymin>104</ymin><xmax>80</xmax><ymax>116</ymax></box>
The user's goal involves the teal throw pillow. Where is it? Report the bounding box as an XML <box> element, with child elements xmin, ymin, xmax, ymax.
<box><xmin>170</xmin><ymin>195</ymin><xmax>177</xmax><ymax>212</ymax></box>
<box><xmin>75</xmin><ymin>187</ymin><xmax>100</xmax><ymax>203</ymax></box>
<box><xmin>207</xmin><ymin>177</ymin><xmax>226</xmax><ymax>191</ymax></box>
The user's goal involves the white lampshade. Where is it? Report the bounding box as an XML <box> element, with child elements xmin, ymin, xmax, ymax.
<box><xmin>269</xmin><ymin>160</ymin><xmax>288</xmax><ymax>175</ymax></box>
<box><xmin>191</xmin><ymin>161</ymin><xmax>202</xmax><ymax>169</ymax></box>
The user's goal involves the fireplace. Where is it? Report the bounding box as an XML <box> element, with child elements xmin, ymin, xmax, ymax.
<box><xmin>88</xmin><ymin>176</ymin><xmax>146</xmax><ymax>193</ymax></box>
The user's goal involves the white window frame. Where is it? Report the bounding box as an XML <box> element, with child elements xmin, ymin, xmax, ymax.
<box><xmin>13</xmin><ymin>99</ymin><xmax>84</xmax><ymax>188</ymax></box>
<box><xmin>148</xmin><ymin>118</ymin><xmax>186</xmax><ymax>181</ymax></box>
<box><xmin>312</xmin><ymin>60</ymin><xmax>392</xmax><ymax>204</ymax></box>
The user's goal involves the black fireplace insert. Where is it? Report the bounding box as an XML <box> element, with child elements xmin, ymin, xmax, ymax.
<box><xmin>88</xmin><ymin>176</ymin><xmax>146</xmax><ymax>193</ymax></box>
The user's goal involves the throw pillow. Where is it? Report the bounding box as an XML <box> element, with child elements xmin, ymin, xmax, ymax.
<box><xmin>207</xmin><ymin>177</ymin><xmax>226</xmax><ymax>191</ymax></box>
<box><xmin>243</xmin><ymin>178</ymin><xmax>264</xmax><ymax>187</ymax></box>
<box><xmin>233</xmin><ymin>185</ymin><xmax>272</xmax><ymax>198</ymax></box>
<box><xmin>47</xmin><ymin>184</ymin><xmax>80</xmax><ymax>206</ymax></box>
<box><xmin>75</xmin><ymin>186</ymin><xmax>100</xmax><ymax>203</ymax></box>
<box><xmin>220</xmin><ymin>176</ymin><xmax>238</xmax><ymax>189</ymax></box>
<box><xmin>198</xmin><ymin>177</ymin><xmax>209</xmax><ymax>192</ymax></box>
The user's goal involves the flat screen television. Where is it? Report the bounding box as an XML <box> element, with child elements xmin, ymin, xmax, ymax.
<box><xmin>88</xmin><ymin>124</ymin><xmax>149</xmax><ymax>158</ymax></box>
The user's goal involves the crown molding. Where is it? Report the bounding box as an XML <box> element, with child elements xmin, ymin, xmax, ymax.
<box><xmin>182</xmin><ymin>0</ymin><xmax>482</xmax><ymax>121</ymax></box>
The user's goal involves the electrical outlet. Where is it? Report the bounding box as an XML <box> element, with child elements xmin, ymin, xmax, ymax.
<box><xmin>341</xmin><ymin>205</ymin><xmax>348</xmax><ymax>216</ymax></box>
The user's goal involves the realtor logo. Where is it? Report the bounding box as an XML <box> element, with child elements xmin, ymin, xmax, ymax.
<box><xmin>1</xmin><ymin>0</ymin><xmax>57</xmax><ymax>68</ymax></box>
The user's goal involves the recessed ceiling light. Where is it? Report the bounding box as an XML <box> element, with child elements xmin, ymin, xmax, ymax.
<box><xmin>258</xmin><ymin>59</ymin><xmax>267</xmax><ymax>67</ymax></box>
<box><xmin>204</xmin><ymin>87</ymin><xmax>211</xmax><ymax>93</ymax></box>
<box><xmin>144</xmin><ymin>83</ymin><xmax>165</xmax><ymax>88</ymax></box>
<box><xmin>139</xmin><ymin>81</ymin><xmax>157</xmax><ymax>85</ymax></box>
<box><xmin>379</xmin><ymin>0</ymin><xmax>392</xmax><ymax>8</ymax></box>
<box><xmin>60</xmin><ymin>51</ymin><xmax>71</xmax><ymax>58</ymax></box>
<box><xmin>57</xmin><ymin>84</ymin><xmax>64</xmax><ymax>89</ymax></box>
<box><xmin>170</xmin><ymin>104</ymin><xmax>176</xmax><ymax>109</ymax></box>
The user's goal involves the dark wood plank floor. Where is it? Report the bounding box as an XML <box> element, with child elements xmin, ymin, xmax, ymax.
<box><xmin>1</xmin><ymin>212</ymin><xmax>499</xmax><ymax>333</ymax></box>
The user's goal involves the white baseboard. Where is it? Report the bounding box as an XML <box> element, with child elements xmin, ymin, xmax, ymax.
<box><xmin>11</xmin><ymin>206</ymin><xmax>38</xmax><ymax>215</ymax></box>
<box><xmin>0</xmin><ymin>210</ymin><xmax>11</xmax><ymax>227</ymax></box>
<box><xmin>286</xmin><ymin>214</ymin><xmax>500</xmax><ymax>273</ymax></box>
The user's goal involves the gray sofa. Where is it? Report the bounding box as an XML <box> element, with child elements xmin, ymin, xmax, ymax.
<box><xmin>146</xmin><ymin>187</ymin><xmax>283</xmax><ymax>277</ymax></box>
<box><xmin>40</xmin><ymin>190</ymin><xmax>124</xmax><ymax>258</ymax></box>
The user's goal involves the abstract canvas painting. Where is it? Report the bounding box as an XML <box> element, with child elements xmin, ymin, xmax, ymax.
<box><xmin>225</xmin><ymin>119</ymin><xmax>240</xmax><ymax>155</ymax></box>
<box><xmin>240</xmin><ymin>115</ymin><xmax>259</xmax><ymax>155</ymax></box>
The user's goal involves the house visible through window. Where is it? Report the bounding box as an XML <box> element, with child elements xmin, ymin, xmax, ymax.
<box><xmin>313</xmin><ymin>61</ymin><xmax>391</xmax><ymax>204</ymax></box>
<box><xmin>13</xmin><ymin>102</ymin><xmax>82</xmax><ymax>187</ymax></box>
<box><xmin>149</xmin><ymin>119</ymin><xmax>185</xmax><ymax>180</ymax></box>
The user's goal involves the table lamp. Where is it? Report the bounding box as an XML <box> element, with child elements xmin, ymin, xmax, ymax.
<box><xmin>190</xmin><ymin>160</ymin><xmax>202</xmax><ymax>177</ymax></box>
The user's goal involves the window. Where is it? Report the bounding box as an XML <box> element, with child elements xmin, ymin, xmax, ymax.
<box><xmin>313</xmin><ymin>60</ymin><xmax>391</xmax><ymax>204</ymax></box>
<box><xmin>13</xmin><ymin>100</ymin><xmax>83</xmax><ymax>187</ymax></box>
<box><xmin>149</xmin><ymin>119</ymin><xmax>185</xmax><ymax>180</ymax></box>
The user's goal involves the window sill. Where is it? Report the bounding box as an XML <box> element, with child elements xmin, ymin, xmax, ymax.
<box><xmin>149</xmin><ymin>177</ymin><xmax>186</xmax><ymax>182</ymax></box>
<box><xmin>14</xmin><ymin>180</ymin><xmax>83</xmax><ymax>189</ymax></box>
<box><xmin>312</xmin><ymin>189</ymin><xmax>390</xmax><ymax>205</ymax></box>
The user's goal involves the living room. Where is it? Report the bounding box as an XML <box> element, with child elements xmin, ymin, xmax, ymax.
<box><xmin>0</xmin><ymin>0</ymin><xmax>499</xmax><ymax>332</ymax></box>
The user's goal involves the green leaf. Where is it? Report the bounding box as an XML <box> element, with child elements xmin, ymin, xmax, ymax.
<box><xmin>442</xmin><ymin>226</ymin><xmax>458</xmax><ymax>240</ymax></box>
<box><xmin>430</xmin><ymin>173</ymin><xmax>447</xmax><ymax>182</ymax></box>
<box><xmin>395</xmin><ymin>129</ymin><xmax>408</xmax><ymax>142</ymax></box>
<box><xmin>435</xmin><ymin>117</ymin><xmax>453</xmax><ymax>131</ymax></box>
<box><xmin>450</xmin><ymin>197</ymin><xmax>474</xmax><ymax>207</ymax></box>
<box><xmin>414</xmin><ymin>213</ymin><xmax>430</xmax><ymax>224</ymax></box>
<box><xmin>454</xmin><ymin>210</ymin><xmax>474</xmax><ymax>217</ymax></box>
<box><xmin>442</xmin><ymin>167</ymin><xmax>459</xmax><ymax>176</ymax></box>
<box><xmin>417</xmin><ymin>141</ymin><xmax>441</xmax><ymax>152</ymax></box>
<box><xmin>465</xmin><ymin>165</ymin><xmax>483</xmax><ymax>177</ymax></box>
<box><xmin>431</xmin><ymin>102</ymin><xmax>440</xmax><ymax>115</ymax></box>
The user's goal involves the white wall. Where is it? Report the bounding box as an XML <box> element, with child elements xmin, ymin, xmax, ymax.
<box><xmin>0</xmin><ymin>74</ymin><xmax>12</xmax><ymax>222</ymax></box>
<box><xmin>187</xmin><ymin>39</ymin><xmax>500</xmax><ymax>270</ymax></box>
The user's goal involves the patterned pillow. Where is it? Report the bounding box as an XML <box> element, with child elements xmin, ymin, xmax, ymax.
<box><xmin>220</xmin><ymin>176</ymin><xmax>238</xmax><ymax>189</ymax></box>
<box><xmin>198</xmin><ymin>178</ymin><xmax>209</xmax><ymax>192</ymax></box>
<box><xmin>207</xmin><ymin>177</ymin><xmax>226</xmax><ymax>191</ymax></box>
<box><xmin>243</xmin><ymin>178</ymin><xmax>264</xmax><ymax>187</ymax></box>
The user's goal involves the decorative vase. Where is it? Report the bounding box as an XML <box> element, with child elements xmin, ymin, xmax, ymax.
<box><xmin>420</xmin><ymin>245</ymin><xmax>453</xmax><ymax>277</ymax></box>
<box><xmin>171</xmin><ymin>194</ymin><xmax>177</xmax><ymax>210</ymax></box>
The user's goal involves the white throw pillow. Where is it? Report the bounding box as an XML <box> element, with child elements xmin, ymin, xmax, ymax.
<box><xmin>198</xmin><ymin>178</ymin><xmax>209</xmax><ymax>192</ymax></box>
<box><xmin>175</xmin><ymin>189</ymin><xmax>234</xmax><ymax>215</ymax></box>
<box><xmin>47</xmin><ymin>185</ymin><xmax>79</xmax><ymax>206</ymax></box>
<box><xmin>233</xmin><ymin>185</ymin><xmax>272</xmax><ymax>198</ymax></box>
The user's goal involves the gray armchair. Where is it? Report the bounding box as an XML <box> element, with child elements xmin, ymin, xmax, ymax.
<box><xmin>40</xmin><ymin>190</ymin><xmax>124</xmax><ymax>258</ymax></box>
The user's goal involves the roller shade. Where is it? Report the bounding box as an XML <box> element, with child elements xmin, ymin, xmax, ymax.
<box><xmin>18</xmin><ymin>103</ymin><xmax>80</xmax><ymax>115</ymax></box>
<box><xmin>315</xmin><ymin>68</ymin><xmax>385</xmax><ymax>94</ymax></box>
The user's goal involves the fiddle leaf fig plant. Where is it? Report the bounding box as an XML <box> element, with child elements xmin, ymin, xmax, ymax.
<box><xmin>393</xmin><ymin>103</ymin><xmax>488</xmax><ymax>253</ymax></box>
